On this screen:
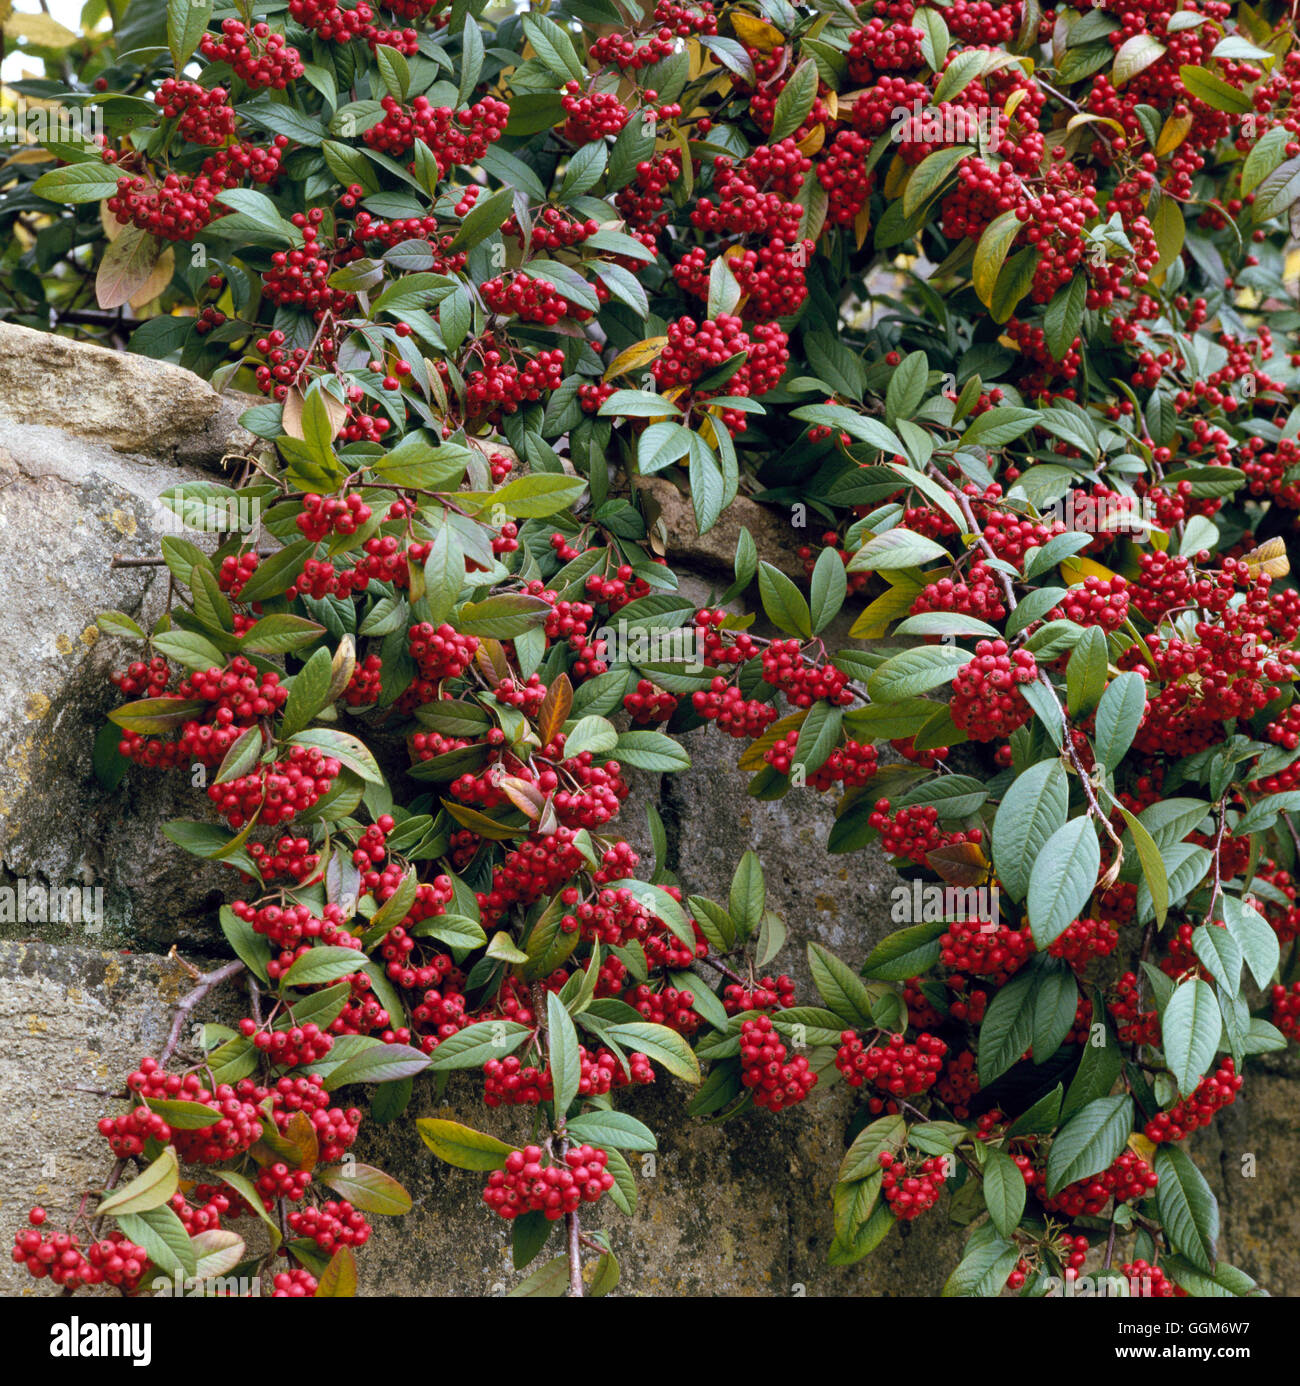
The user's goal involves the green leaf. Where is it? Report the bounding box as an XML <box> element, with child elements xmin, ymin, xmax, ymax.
<box><xmin>318</xmin><ymin>1163</ymin><xmax>413</xmax><ymax>1216</ymax></box>
<box><xmin>1220</xmin><ymin>895</ymin><xmax>1279</xmax><ymax>990</ymax></box>
<box><xmin>861</xmin><ymin>921</ymin><xmax>947</xmax><ymax>981</ymax></box>
<box><xmin>978</xmin><ymin>966</ymin><xmax>1036</xmax><ymax>1086</ymax></box>
<box><xmin>282</xmin><ymin>945</ymin><xmax>368</xmax><ymax>988</ymax></box>
<box><xmin>564</xmin><ymin>1110</ymin><xmax>657</xmax><ymax>1152</ymax></box>
<box><xmin>417</xmin><ymin>1118</ymin><xmax>517</xmax><ymax>1170</ymax></box>
<box><xmin>1044</xmin><ymin>1094</ymin><xmax>1133</xmax><ymax>1197</ymax></box>
<box><xmin>757</xmin><ymin>561</ymin><xmax>812</xmax><ymax>638</ymax></box>
<box><xmin>426</xmin><ymin>1020</ymin><xmax>532</xmax><ymax>1070</ymax></box>
<box><xmin>1028</xmin><ymin>816</ymin><xmax>1099</xmax><ymax>948</ymax></box>
<box><xmin>167</xmin><ymin>0</ymin><xmax>213</xmax><ymax>71</ymax></box>
<box><xmin>1178</xmin><ymin>64</ymin><xmax>1254</xmax><ymax>114</ymax></box>
<box><xmin>942</xmin><ymin>1237</ymin><xmax>1021</xmax><ymax>1297</ymax></box>
<box><xmin>546</xmin><ymin>990</ymin><xmax>581</xmax><ymax>1114</ymax></box>
<box><xmin>1044</xmin><ymin>273</ymin><xmax>1087</xmax><ymax>362</ymax></box>
<box><xmin>97</xmin><ymin>1146</ymin><xmax>179</xmax><ymax>1216</ymax></box>
<box><xmin>982</xmin><ymin>1148</ymin><xmax>1027</xmax><ymax>1238</ymax></box>
<box><xmin>728</xmin><ymin>851</ymin><xmax>765</xmax><ymax>940</ymax></box>
<box><xmin>114</xmin><ymin>1205</ymin><xmax>196</xmax><ymax>1279</ymax></box>
<box><xmin>808</xmin><ymin>942</ymin><xmax>874</xmax><ymax>1029</ymax></box>
<box><xmin>809</xmin><ymin>544</ymin><xmax>847</xmax><ymax>634</ymax></box>
<box><xmin>770</xmin><ymin>58</ymin><xmax>818</xmax><ymax>141</ymax></box>
<box><xmin>848</xmin><ymin>527</ymin><xmax>950</xmax><ymax>572</ymax></box>
<box><xmin>1191</xmin><ymin>924</ymin><xmax>1241</xmax><ymax>996</ymax></box>
<box><xmin>1154</xmin><ymin>1143</ymin><xmax>1218</xmax><ymax>1273</ymax></box>
<box><xmin>867</xmin><ymin>645</ymin><xmax>972</xmax><ymax>702</ymax></box>
<box><xmin>32</xmin><ymin>161</ymin><xmax>123</xmax><ymax>204</ymax></box>
<box><xmin>993</xmin><ymin>759</ymin><xmax>1068</xmax><ymax>903</ymax></box>
<box><xmin>1162</xmin><ymin>977</ymin><xmax>1221</xmax><ymax>1097</ymax></box>
<box><xmin>604</xmin><ymin>1022</ymin><xmax>701</xmax><ymax>1083</ymax></box>
<box><xmin>1094</xmin><ymin>671</ymin><xmax>1147</xmax><ymax>771</ymax></box>
<box><xmin>839</xmin><ymin>1114</ymin><xmax>907</xmax><ymax>1182</ymax></box>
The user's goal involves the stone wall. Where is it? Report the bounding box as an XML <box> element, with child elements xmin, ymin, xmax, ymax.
<box><xmin>0</xmin><ymin>324</ymin><xmax>1295</xmax><ymax>1295</ymax></box>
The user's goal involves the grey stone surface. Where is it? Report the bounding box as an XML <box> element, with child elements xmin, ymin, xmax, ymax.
<box><xmin>0</xmin><ymin>420</ymin><xmax>233</xmax><ymax>950</ymax></box>
<box><xmin>0</xmin><ymin>940</ymin><xmax>226</xmax><ymax>1296</ymax></box>
<box><xmin>0</xmin><ymin>321</ymin><xmax>248</xmax><ymax>464</ymax></box>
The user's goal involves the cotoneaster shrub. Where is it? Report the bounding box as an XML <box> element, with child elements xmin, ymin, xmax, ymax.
<box><xmin>3</xmin><ymin>0</ymin><xmax>1300</xmax><ymax>1299</ymax></box>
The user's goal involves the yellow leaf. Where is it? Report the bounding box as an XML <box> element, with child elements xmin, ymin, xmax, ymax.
<box><xmin>1156</xmin><ymin>112</ymin><xmax>1193</xmax><ymax>155</ymax></box>
<box><xmin>1066</xmin><ymin>112</ymin><xmax>1125</xmax><ymax>135</ymax></box>
<box><xmin>604</xmin><ymin>335</ymin><xmax>669</xmax><ymax>382</ymax></box>
<box><xmin>1243</xmin><ymin>536</ymin><xmax>1289</xmax><ymax>579</ymax></box>
<box><xmin>130</xmin><ymin>244</ymin><xmax>175</xmax><ymax>310</ymax></box>
<box><xmin>1150</xmin><ymin>194</ymin><xmax>1185</xmax><ymax>278</ymax></box>
<box><xmin>100</xmin><ymin>198</ymin><xmax>124</xmax><ymax>242</ymax></box>
<box><xmin>848</xmin><ymin>576</ymin><xmax>923</xmax><ymax>638</ymax></box>
<box><xmin>1060</xmin><ymin>555</ymin><xmax>1119</xmax><ymax>586</ymax></box>
<box><xmin>883</xmin><ymin>151</ymin><xmax>909</xmax><ymax>200</ymax></box>
<box><xmin>3</xmin><ymin>12</ymin><xmax>77</xmax><ymax>46</ymax></box>
<box><xmin>1127</xmin><ymin>1131</ymin><xmax>1157</xmax><ymax>1164</ymax></box>
<box><xmin>972</xmin><ymin>208</ymin><xmax>1021</xmax><ymax>308</ymax></box>
<box><xmin>731</xmin><ymin>13</ymin><xmax>783</xmax><ymax>53</ymax></box>
<box><xmin>96</xmin><ymin>224</ymin><xmax>166</xmax><ymax>310</ymax></box>
<box><xmin>796</xmin><ymin>122</ymin><xmax>825</xmax><ymax>155</ymax></box>
<box><xmin>853</xmin><ymin>200</ymin><xmax>872</xmax><ymax>250</ymax></box>
<box><xmin>314</xmin><ymin>1246</ymin><xmax>358</xmax><ymax>1298</ymax></box>
<box><xmin>1004</xmin><ymin>88</ymin><xmax>1029</xmax><ymax>120</ymax></box>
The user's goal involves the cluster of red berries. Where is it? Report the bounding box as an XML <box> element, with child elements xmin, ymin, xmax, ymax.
<box><xmin>362</xmin><ymin>93</ymin><xmax>509</xmax><ymax>168</ymax></box>
<box><xmin>481</xmin><ymin>273</ymin><xmax>586</xmax><ymax>325</ymax></box>
<box><xmin>651</xmin><ymin>316</ymin><xmax>789</xmax><ymax>431</ymax></box>
<box><xmin>482</xmin><ymin>1145</ymin><xmax>615</xmax><ymax>1220</ymax></box>
<box><xmin>297</xmin><ymin>491</ymin><xmax>372</xmax><ymax>540</ymax></box>
<box><xmin>1050</xmin><ymin>575</ymin><xmax>1132</xmax><ymax>631</ymax></box>
<box><xmin>560</xmin><ymin>82</ymin><xmax>633</xmax><ymax>140</ymax></box>
<box><xmin>13</xmin><ymin>1211</ymin><xmax>149</xmax><ymax>1291</ymax></box>
<box><xmin>739</xmin><ymin>1015</ymin><xmax>818</xmax><ymax>1111</ymax></box>
<box><xmin>1122</xmin><ymin>1260</ymin><xmax>1187</xmax><ymax>1297</ymax></box>
<box><xmin>869</xmin><ymin>800</ymin><xmax>981</xmax><ymax>868</ymax></box>
<box><xmin>623</xmin><ymin>678</ymin><xmax>678</xmax><ymax>725</ymax></box>
<box><xmin>939</xmin><ymin>918</ymin><xmax>1032</xmax><ymax>981</ymax></box>
<box><xmin>1038</xmin><ymin>1149</ymin><xmax>1159</xmax><ymax>1217</ymax></box>
<box><xmin>761</xmin><ymin>640</ymin><xmax>853</xmax><ymax>708</ymax></box>
<box><xmin>101</xmin><ymin>1058</ymin><xmax>263</xmax><ymax>1164</ymax></box>
<box><xmin>115</xmin><ymin>658</ymin><xmax>286</xmax><ymax>771</ymax></box>
<box><xmin>723</xmin><ymin>975</ymin><xmax>796</xmax><ymax>1014</ymax></box>
<box><xmin>154</xmin><ymin>80</ymin><xmax>236</xmax><ymax>146</ymax></box>
<box><xmin>286</xmin><ymin>1200</ymin><xmax>370</xmax><ymax>1252</ymax></box>
<box><xmin>691</xmin><ymin>678</ymin><xmax>779</xmax><ymax>738</ymax></box>
<box><xmin>1143</xmin><ymin>1059</ymin><xmax>1243</xmax><ymax>1143</ymax></box>
<box><xmin>406</xmin><ymin>622</ymin><xmax>480</xmax><ymax>693</ymax></box>
<box><xmin>200</xmin><ymin>18</ymin><xmax>304</xmax><ymax>88</ymax></box>
<box><xmin>910</xmin><ymin>563</ymin><xmax>1007</xmax><ymax>622</ymax></box>
<box><xmin>835</xmin><ymin>1030</ymin><xmax>947</xmax><ymax>1100</ymax></box>
<box><xmin>878</xmin><ymin>1151</ymin><xmax>947</xmax><ymax>1220</ymax></box>
<box><xmin>459</xmin><ymin>345</ymin><xmax>567</xmax><ymax>421</ymax></box>
<box><xmin>949</xmin><ymin>640</ymin><xmax>1039</xmax><ymax>741</ymax></box>
<box><xmin>238</xmin><ymin>1018</ymin><xmax>334</xmax><ymax>1066</ymax></box>
<box><xmin>106</xmin><ymin>140</ymin><xmax>285</xmax><ymax>240</ymax></box>
<box><xmin>207</xmin><ymin>744</ymin><xmax>342</xmax><ymax>830</ymax></box>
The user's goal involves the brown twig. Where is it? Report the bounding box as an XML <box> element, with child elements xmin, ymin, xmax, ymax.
<box><xmin>158</xmin><ymin>959</ymin><xmax>246</xmax><ymax>1066</ymax></box>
